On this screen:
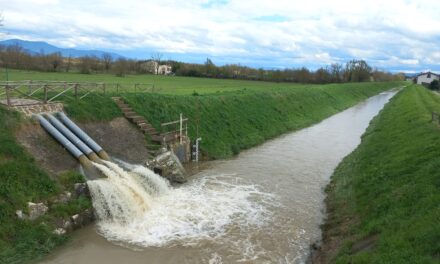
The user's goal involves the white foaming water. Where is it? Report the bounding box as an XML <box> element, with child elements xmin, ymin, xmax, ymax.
<box><xmin>86</xmin><ymin>160</ymin><xmax>275</xmax><ymax>259</ymax></box>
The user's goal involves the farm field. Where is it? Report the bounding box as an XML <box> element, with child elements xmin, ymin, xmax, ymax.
<box><xmin>2</xmin><ymin>69</ymin><xmax>314</xmax><ymax>95</ymax></box>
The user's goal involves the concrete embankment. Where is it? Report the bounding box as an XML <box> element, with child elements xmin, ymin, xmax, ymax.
<box><xmin>312</xmin><ymin>85</ymin><xmax>440</xmax><ymax>263</ymax></box>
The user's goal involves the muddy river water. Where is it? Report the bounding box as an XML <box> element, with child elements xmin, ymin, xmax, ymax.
<box><xmin>40</xmin><ymin>91</ymin><xmax>396</xmax><ymax>264</ymax></box>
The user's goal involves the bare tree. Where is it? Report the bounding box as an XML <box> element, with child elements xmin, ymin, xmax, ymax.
<box><xmin>151</xmin><ymin>52</ymin><xmax>163</xmax><ymax>74</ymax></box>
<box><xmin>47</xmin><ymin>52</ymin><xmax>63</xmax><ymax>71</ymax></box>
<box><xmin>102</xmin><ymin>53</ymin><xmax>113</xmax><ymax>72</ymax></box>
<box><xmin>113</xmin><ymin>58</ymin><xmax>128</xmax><ymax>77</ymax></box>
<box><xmin>65</xmin><ymin>55</ymin><xmax>72</xmax><ymax>72</ymax></box>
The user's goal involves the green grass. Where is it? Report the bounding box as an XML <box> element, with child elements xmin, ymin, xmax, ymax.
<box><xmin>122</xmin><ymin>82</ymin><xmax>403</xmax><ymax>158</ymax></box>
<box><xmin>324</xmin><ymin>85</ymin><xmax>440</xmax><ymax>263</ymax></box>
<box><xmin>0</xmin><ymin>107</ymin><xmax>92</xmax><ymax>264</ymax></box>
<box><xmin>2</xmin><ymin>69</ymin><xmax>321</xmax><ymax>95</ymax></box>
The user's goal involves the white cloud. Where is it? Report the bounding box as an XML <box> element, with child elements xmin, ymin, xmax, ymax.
<box><xmin>1</xmin><ymin>0</ymin><xmax>440</xmax><ymax>69</ymax></box>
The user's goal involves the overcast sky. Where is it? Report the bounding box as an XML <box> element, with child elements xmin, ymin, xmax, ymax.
<box><xmin>1</xmin><ymin>0</ymin><xmax>440</xmax><ymax>71</ymax></box>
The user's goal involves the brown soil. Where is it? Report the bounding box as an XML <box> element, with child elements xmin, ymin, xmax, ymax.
<box><xmin>16</xmin><ymin>117</ymin><xmax>149</xmax><ymax>178</ymax></box>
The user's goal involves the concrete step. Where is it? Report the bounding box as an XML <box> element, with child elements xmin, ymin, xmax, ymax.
<box><xmin>142</xmin><ymin>127</ymin><xmax>157</xmax><ymax>134</ymax></box>
<box><xmin>138</xmin><ymin>122</ymin><xmax>152</xmax><ymax>128</ymax></box>
<box><xmin>128</xmin><ymin>116</ymin><xmax>144</xmax><ymax>122</ymax></box>
<box><xmin>124</xmin><ymin>112</ymin><xmax>137</xmax><ymax>118</ymax></box>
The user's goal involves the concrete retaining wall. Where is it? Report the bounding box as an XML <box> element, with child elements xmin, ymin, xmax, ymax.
<box><xmin>11</xmin><ymin>103</ymin><xmax>64</xmax><ymax>117</ymax></box>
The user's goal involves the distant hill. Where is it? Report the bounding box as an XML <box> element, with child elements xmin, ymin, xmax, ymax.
<box><xmin>0</xmin><ymin>39</ymin><xmax>123</xmax><ymax>59</ymax></box>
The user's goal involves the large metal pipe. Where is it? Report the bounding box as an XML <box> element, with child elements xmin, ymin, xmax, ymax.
<box><xmin>57</xmin><ymin>112</ymin><xmax>110</xmax><ymax>160</ymax></box>
<box><xmin>36</xmin><ymin>115</ymin><xmax>93</xmax><ymax>168</ymax></box>
<box><xmin>45</xmin><ymin>114</ymin><xmax>94</xmax><ymax>156</ymax></box>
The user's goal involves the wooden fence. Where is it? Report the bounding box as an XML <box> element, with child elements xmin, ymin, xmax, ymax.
<box><xmin>0</xmin><ymin>81</ymin><xmax>156</xmax><ymax>106</ymax></box>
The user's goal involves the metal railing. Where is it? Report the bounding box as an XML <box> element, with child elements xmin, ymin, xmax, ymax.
<box><xmin>160</xmin><ymin>114</ymin><xmax>188</xmax><ymax>144</ymax></box>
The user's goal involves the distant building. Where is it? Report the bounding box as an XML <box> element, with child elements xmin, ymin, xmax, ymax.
<box><xmin>157</xmin><ymin>64</ymin><xmax>172</xmax><ymax>75</ymax></box>
<box><xmin>414</xmin><ymin>72</ymin><xmax>439</xmax><ymax>85</ymax></box>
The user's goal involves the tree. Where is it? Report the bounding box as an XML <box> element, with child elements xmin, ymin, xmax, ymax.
<box><xmin>430</xmin><ymin>80</ymin><xmax>439</xmax><ymax>90</ymax></box>
<box><xmin>113</xmin><ymin>58</ymin><xmax>128</xmax><ymax>77</ymax></box>
<box><xmin>151</xmin><ymin>52</ymin><xmax>163</xmax><ymax>74</ymax></box>
<box><xmin>314</xmin><ymin>67</ymin><xmax>331</xmax><ymax>84</ymax></box>
<box><xmin>79</xmin><ymin>56</ymin><xmax>94</xmax><ymax>74</ymax></box>
<box><xmin>329</xmin><ymin>63</ymin><xmax>343</xmax><ymax>83</ymax></box>
<box><xmin>102</xmin><ymin>53</ymin><xmax>113</xmax><ymax>72</ymax></box>
<box><xmin>65</xmin><ymin>55</ymin><xmax>72</xmax><ymax>72</ymax></box>
<box><xmin>47</xmin><ymin>52</ymin><xmax>63</xmax><ymax>71</ymax></box>
<box><xmin>344</xmin><ymin>60</ymin><xmax>372</xmax><ymax>82</ymax></box>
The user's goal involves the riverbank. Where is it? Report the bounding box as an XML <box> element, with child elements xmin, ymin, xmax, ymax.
<box><xmin>121</xmin><ymin>82</ymin><xmax>403</xmax><ymax>158</ymax></box>
<box><xmin>313</xmin><ymin>85</ymin><xmax>440</xmax><ymax>263</ymax></box>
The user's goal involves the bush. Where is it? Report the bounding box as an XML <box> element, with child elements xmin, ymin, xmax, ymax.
<box><xmin>429</xmin><ymin>79</ymin><xmax>439</xmax><ymax>90</ymax></box>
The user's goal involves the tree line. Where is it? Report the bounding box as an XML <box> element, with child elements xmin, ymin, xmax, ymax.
<box><xmin>0</xmin><ymin>43</ymin><xmax>404</xmax><ymax>83</ymax></box>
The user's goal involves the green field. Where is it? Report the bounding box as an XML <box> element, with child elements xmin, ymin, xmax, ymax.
<box><xmin>322</xmin><ymin>85</ymin><xmax>440</xmax><ymax>263</ymax></box>
<box><xmin>2</xmin><ymin>69</ymin><xmax>313</xmax><ymax>95</ymax></box>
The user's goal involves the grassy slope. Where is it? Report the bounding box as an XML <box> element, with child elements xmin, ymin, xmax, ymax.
<box><xmin>0</xmin><ymin>107</ymin><xmax>91</xmax><ymax>264</ymax></box>
<box><xmin>323</xmin><ymin>85</ymin><xmax>440</xmax><ymax>263</ymax></box>
<box><xmin>123</xmin><ymin>82</ymin><xmax>403</xmax><ymax>158</ymax></box>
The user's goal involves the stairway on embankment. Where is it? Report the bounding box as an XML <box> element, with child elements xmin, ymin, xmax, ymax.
<box><xmin>112</xmin><ymin>97</ymin><xmax>183</xmax><ymax>157</ymax></box>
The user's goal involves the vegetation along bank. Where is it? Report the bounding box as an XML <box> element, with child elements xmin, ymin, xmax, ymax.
<box><xmin>313</xmin><ymin>85</ymin><xmax>440</xmax><ymax>263</ymax></box>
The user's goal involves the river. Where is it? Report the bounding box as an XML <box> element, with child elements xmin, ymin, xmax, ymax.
<box><xmin>40</xmin><ymin>90</ymin><xmax>396</xmax><ymax>264</ymax></box>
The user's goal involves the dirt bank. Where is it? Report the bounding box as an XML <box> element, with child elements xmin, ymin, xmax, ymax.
<box><xmin>16</xmin><ymin>117</ymin><xmax>149</xmax><ymax>177</ymax></box>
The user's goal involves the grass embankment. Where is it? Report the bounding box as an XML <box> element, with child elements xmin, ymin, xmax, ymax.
<box><xmin>0</xmin><ymin>107</ymin><xmax>91</xmax><ymax>264</ymax></box>
<box><xmin>122</xmin><ymin>82</ymin><xmax>403</xmax><ymax>158</ymax></box>
<box><xmin>320</xmin><ymin>85</ymin><xmax>440</xmax><ymax>263</ymax></box>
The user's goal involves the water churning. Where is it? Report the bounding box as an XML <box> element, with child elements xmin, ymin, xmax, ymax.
<box><xmin>86</xmin><ymin>160</ymin><xmax>274</xmax><ymax>253</ymax></box>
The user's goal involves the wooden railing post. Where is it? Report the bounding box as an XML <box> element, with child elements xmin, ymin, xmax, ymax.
<box><xmin>5</xmin><ymin>84</ymin><xmax>11</xmax><ymax>106</ymax></box>
<box><xmin>103</xmin><ymin>83</ymin><xmax>106</xmax><ymax>95</ymax></box>
<box><xmin>74</xmin><ymin>84</ymin><xmax>78</xmax><ymax>100</ymax></box>
<box><xmin>116</xmin><ymin>83</ymin><xmax>120</xmax><ymax>93</ymax></box>
<box><xmin>43</xmin><ymin>85</ymin><xmax>48</xmax><ymax>104</ymax></box>
<box><xmin>28</xmin><ymin>80</ymin><xmax>32</xmax><ymax>95</ymax></box>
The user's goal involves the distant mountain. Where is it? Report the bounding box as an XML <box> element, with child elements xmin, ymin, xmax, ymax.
<box><xmin>0</xmin><ymin>39</ymin><xmax>123</xmax><ymax>59</ymax></box>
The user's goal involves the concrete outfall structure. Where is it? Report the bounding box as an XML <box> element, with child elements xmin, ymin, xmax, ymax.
<box><xmin>146</xmin><ymin>147</ymin><xmax>187</xmax><ymax>183</ymax></box>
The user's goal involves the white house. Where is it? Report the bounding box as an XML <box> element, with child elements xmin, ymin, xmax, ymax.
<box><xmin>415</xmin><ymin>72</ymin><xmax>439</xmax><ymax>85</ymax></box>
<box><xmin>157</xmin><ymin>65</ymin><xmax>172</xmax><ymax>75</ymax></box>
